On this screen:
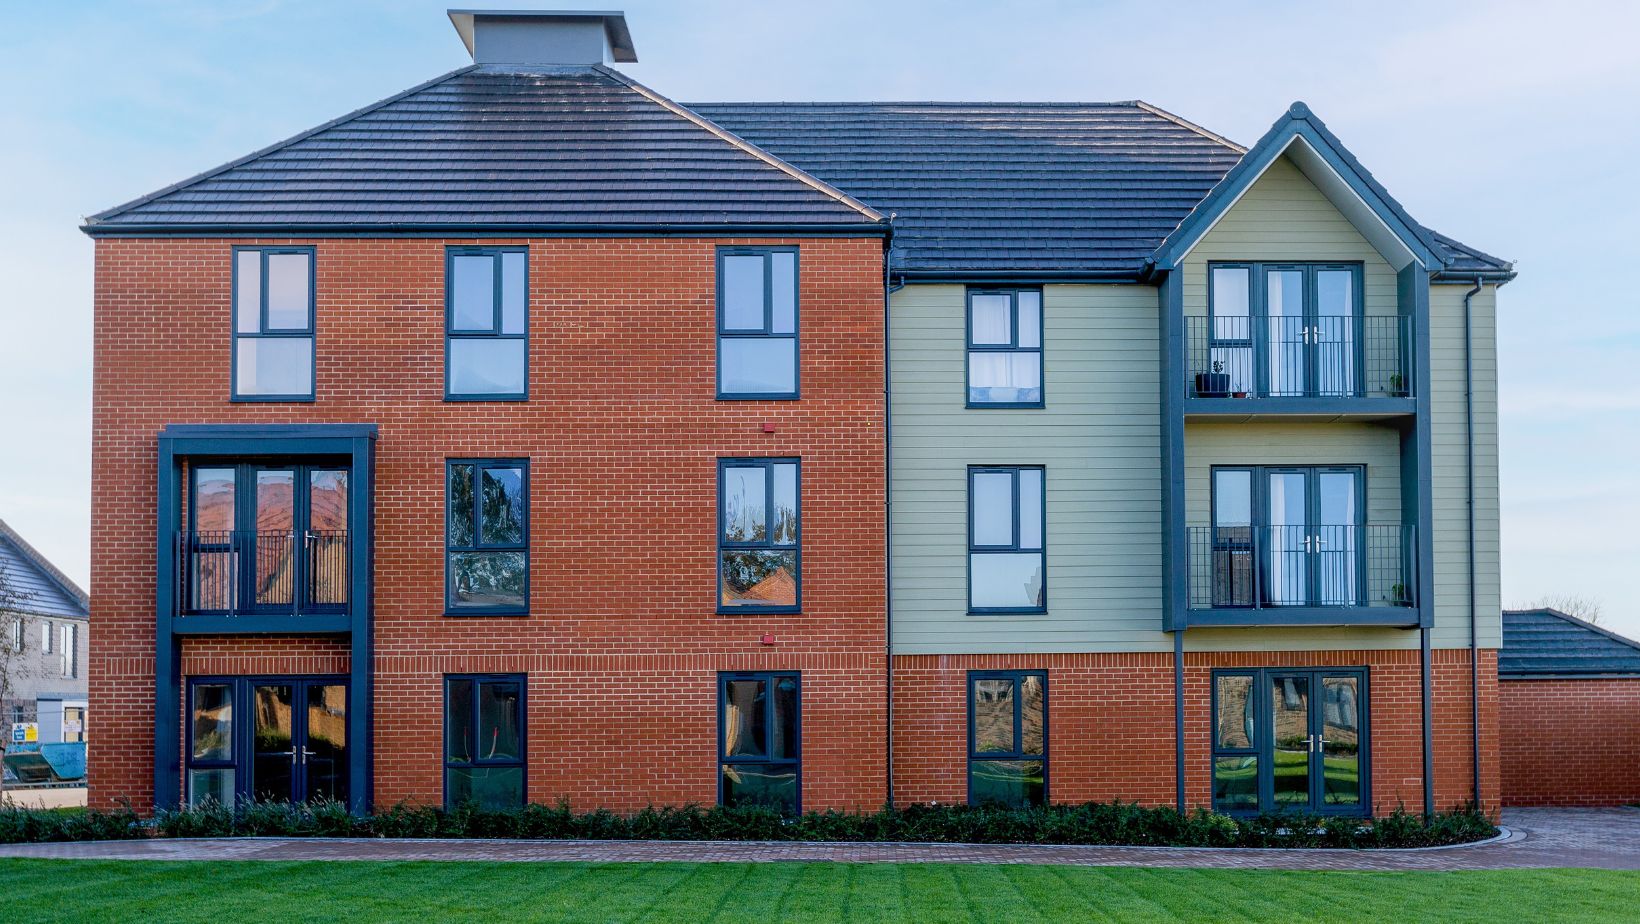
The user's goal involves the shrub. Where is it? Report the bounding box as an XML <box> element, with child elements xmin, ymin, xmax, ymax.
<box><xmin>0</xmin><ymin>798</ymin><xmax>1498</xmax><ymax>849</ymax></box>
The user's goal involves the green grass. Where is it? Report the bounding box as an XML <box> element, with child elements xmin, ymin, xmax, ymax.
<box><xmin>1</xmin><ymin>859</ymin><xmax>1635</xmax><ymax>922</ymax></box>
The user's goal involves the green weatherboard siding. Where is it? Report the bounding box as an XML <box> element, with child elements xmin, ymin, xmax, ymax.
<box><xmin>890</xmin><ymin>283</ymin><xmax>1167</xmax><ymax>654</ymax></box>
<box><xmin>0</xmin><ymin>860</ymin><xmax>1634</xmax><ymax>923</ymax></box>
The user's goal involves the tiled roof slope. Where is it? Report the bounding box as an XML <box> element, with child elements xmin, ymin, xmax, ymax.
<box><xmin>0</xmin><ymin>520</ymin><xmax>88</xmax><ymax>620</ymax></box>
<box><xmin>692</xmin><ymin>101</ymin><xmax>1513</xmax><ymax>278</ymax></box>
<box><xmin>691</xmin><ymin>101</ymin><xmax>1244</xmax><ymax>275</ymax></box>
<box><xmin>86</xmin><ymin>66</ymin><xmax>881</xmax><ymax>231</ymax></box>
<box><xmin>1500</xmin><ymin>608</ymin><xmax>1640</xmax><ymax>678</ymax></box>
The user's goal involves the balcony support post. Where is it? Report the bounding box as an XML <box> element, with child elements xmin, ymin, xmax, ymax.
<box><xmin>153</xmin><ymin>438</ymin><xmax>183</xmax><ymax>811</ymax></box>
<box><xmin>1160</xmin><ymin>271</ymin><xmax>1189</xmax><ymax>630</ymax></box>
<box><xmin>1398</xmin><ymin>265</ymin><xmax>1435</xmax><ymax>628</ymax></box>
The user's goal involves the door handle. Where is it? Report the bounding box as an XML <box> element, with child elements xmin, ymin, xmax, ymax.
<box><xmin>301</xmin><ymin>747</ymin><xmax>317</xmax><ymax>765</ymax></box>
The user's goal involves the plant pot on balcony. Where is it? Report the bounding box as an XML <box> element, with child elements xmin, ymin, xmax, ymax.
<box><xmin>1194</xmin><ymin>372</ymin><xmax>1231</xmax><ymax>397</ymax></box>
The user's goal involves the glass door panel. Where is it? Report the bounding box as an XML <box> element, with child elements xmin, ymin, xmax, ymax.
<box><xmin>253</xmin><ymin>469</ymin><xmax>296</xmax><ymax>608</ymax></box>
<box><xmin>1315</xmin><ymin>269</ymin><xmax>1358</xmax><ymax>396</ymax></box>
<box><xmin>1265</xmin><ymin>269</ymin><xmax>1306</xmax><ymax>396</ymax></box>
<box><xmin>305</xmin><ymin>470</ymin><xmax>349</xmax><ymax>610</ymax></box>
<box><xmin>1269</xmin><ymin>674</ymin><xmax>1314</xmax><ymax>809</ymax></box>
<box><xmin>301</xmin><ymin>683</ymin><xmax>349</xmax><ymax>804</ymax></box>
<box><xmin>251</xmin><ymin>683</ymin><xmax>296</xmax><ymax>803</ymax></box>
<box><xmin>189</xmin><ymin>468</ymin><xmax>239</xmax><ymax>612</ymax></box>
<box><xmin>1212</xmin><ymin>469</ymin><xmax>1254</xmax><ymax>607</ymax></box>
<box><xmin>1320</xmin><ymin>675</ymin><xmax>1363</xmax><ymax>809</ymax></box>
<box><xmin>1316</xmin><ymin>470</ymin><xmax>1361</xmax><ymax>606</ymax></box>
<box><xmin>1265</xmin><ymin>471</ymin><xmax>1309</xmax><ymax>605</ymax></box>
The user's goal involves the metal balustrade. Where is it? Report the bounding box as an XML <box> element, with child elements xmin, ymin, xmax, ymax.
<box><xmin>1186</xmin><ymin>524</ymin><xmax>1415</xmax><ymax>610</ymax></box>
<box><xmin>1185</xmin><ymin>315</ymin><xmax>1412</xmax><ymax>399</ymax></box>
<box><xmin>178</xmin><ymin>529</ymin><xmax>348</xmax><ymax>615</ymax></box>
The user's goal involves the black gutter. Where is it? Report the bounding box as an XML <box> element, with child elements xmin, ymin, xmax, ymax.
<box><xmin>883</xmin><ymin>223</ymin><xmax>901</xmax><ymax>809</ymax></box>
<box><xmin>80</xmin><ymin>222</ymin><xmax>890</xmax><ymax>238</ymax></box>
<box><xmin>1462</xmin><ymin>276</ymin><xmax>1484</xmax><ymax>807</ymax></box>
<box><xmin>896</xmin><ymin>270</ymin><xmax>1145</xmax><ymax>285</ymax></box>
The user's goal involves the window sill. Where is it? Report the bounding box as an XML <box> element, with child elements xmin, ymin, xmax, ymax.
<box><xmin>718</xmin><ymin>607</ymin><xmax>802</xmax><ymax>616</ymax></box>
<box><xmin>965</xmin><ymin>402</ymin><xmax>1045</xmax><ymax>410</ymax></box>
<box><xmin>716</xmin><ymin>394</ymin><xmax>800</xmax><ymax>402</ymax></box>
<box><xmin>444</xmin><ymin>394</ymin><xmax>529</xmax><ymax>402</ymax></box>
<box><xmin>443</xmin><ymin>608</ymin><xmax>531</xmax><ymax>618</ymax></box>
<box><xmin>968</xmin><ymin>608</ymin><xmax>1048</xmax><ymax>616</ymax></box>
<box><xmin>231</xmin><ymin>395</ymin><xmax>316</xmax><ymax>403</ymax></box>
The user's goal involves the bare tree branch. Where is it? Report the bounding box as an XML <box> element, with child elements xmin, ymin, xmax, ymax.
<box><xmin>1515</xmin><ymin>593</ymin><xmax>1605</xmax><ymax>625</ymax></box>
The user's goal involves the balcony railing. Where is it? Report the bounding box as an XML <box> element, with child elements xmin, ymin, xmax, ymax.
<box><xmin>1187</xmin><ymin>524</ymin><xmax>1415</xmax><ymax>610</ymax></box>
<box><xmin>178</xmin><ymin>530</ymin><xmax>349</xmax><ymax>616</ymax></box>
<box><xmin>1185</xmin><ymin>315</ymin><xmax>1412</xmax><ymax>399</ymax></box>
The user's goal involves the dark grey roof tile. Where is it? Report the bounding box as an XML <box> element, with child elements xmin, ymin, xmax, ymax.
<box><xmin>1501</xmin><ymin>609</ymin><xmax>1640</xmax><ymax>677</ymax></box>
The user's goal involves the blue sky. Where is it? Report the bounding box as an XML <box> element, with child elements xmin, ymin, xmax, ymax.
<box><xmin>3</xmin><ymin>1</ymin><xmax>1637</xmax><ymax>634</ymax></box>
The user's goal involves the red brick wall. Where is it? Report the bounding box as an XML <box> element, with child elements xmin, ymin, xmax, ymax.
<box><xmin>1500</xmin><ymin>677</ymin><xmax>1640</xmax><ymax>806</ymax></box>
<box><xmin>89</xmin><ymin>235</ymin><xmax>889</xmax><ymax>813</ymax></box>
<box><xmin>892</xmin><ymin>648</ymin><xmax>1499</xmax><ymax>815</ymax></box>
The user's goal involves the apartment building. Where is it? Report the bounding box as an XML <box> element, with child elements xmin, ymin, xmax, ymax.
<box><xmin>84</xmin><ymin>10</ymin><xmax>1510</xmax><ymax>818</ymax></box>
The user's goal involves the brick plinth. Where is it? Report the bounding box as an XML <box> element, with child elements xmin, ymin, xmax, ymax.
<box><xmin>892</xmin><ymin>648</ymin><xmax>1499</xmax><ymax>815</ymax></box>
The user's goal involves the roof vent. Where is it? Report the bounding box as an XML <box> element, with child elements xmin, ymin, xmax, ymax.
<box><xmin>448</xmin><ymin>9</ymin><xmax>637</xmax><ymax>66</ymax></box>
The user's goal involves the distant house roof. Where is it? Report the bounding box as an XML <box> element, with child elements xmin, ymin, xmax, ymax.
<box><xmin>693</xmin><ymin>100</ymin><xmax>1514</xmax><ymax>280</ymax></box>
<box><xmin>1500</xmin><ymin>608</ymin><xmax>1640</xmax><ymax>678</ymax></box>
<box><xmin>84</xmin><ymin>65</ymin><xmax>882</xmax><ymax>234</ymax></box>
<box><xmin>0</xmin><ymin>520</ymin><xmax>88</xmax><ymax>620</ymax></box>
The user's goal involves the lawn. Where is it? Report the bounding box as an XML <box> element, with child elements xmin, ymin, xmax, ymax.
<box><xmin>2</xmin><ymin>860</ymin><xmax>1636</xmax><ymax>922</ymax></box>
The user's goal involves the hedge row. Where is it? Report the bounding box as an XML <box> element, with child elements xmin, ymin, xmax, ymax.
<box><xmin>0</xmin><ymin>799</ymin><xmax>1497</xmax><ymax>849</ymax></box>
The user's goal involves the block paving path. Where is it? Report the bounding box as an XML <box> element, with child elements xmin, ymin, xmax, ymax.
<box><xmin>2</xmin><ymin>808</ymin><xmax>1637</xmax><ymax>871</ymax></box>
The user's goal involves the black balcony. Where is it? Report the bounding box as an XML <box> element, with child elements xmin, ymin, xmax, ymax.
<box><xmin>1186</xmin><ymin>524</ymin><xmax>1416</xmax><ymax>623</ymax></box>
<box><xmin>178</xmin><ymin>529</ymin><xmax>349</xmax><ymax>617</ymax></box>
<box><xmin>1185</xmin><ymin>315</ymin><xmax>1412</xmax><ymax>402</ymax></box>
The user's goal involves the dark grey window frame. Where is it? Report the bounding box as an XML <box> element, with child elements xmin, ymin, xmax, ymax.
<box><xmin>965</xmin><ymin>287</ymin><xmax>1044</xmax><ymax>408</ymax></box>
<box><xmin>1207</xmin><ymin>261</ymin><xmax>1368</xmax><ymax>398</ymax></box>
<box><xmin>967</xmin><ymin>465</ymin><xmax>1047</xmax><ymax>614</ymax></box>
<box><xmin>445</xmin><ymin>246</ymin><xmax>529</xmax><ymax>402</ymax></box>
<box><xmin>715</xmin><ymin>246</ymin><xmax>800</xmax><ymax>400</ymax></box>
<box><xmin>1210</xmin><ymin>667</ymin><xmax>1371</xmax><ymax>817</ymax></box>
<box><xmin>1209</xmin><ymin>463</ymin><xmax>1368</xmax><ymax>608</ymax></box>
<box><xmin>716</xmin><ymin>457</ymin><xmax>801</xmax><ymax>615</ymax></box>
<box><xmin>444</xmin><ymin>458</ymin><xmax>530</xmax><ymax>617</ymax></box>
<box><xmin>966</xmin><ymin>669</ymin><xmax>1049</xmax><ymax>808</ymax></box>
<box><xmin>717</xmin><ymin>670</ymin><xmax>801</xmax><ymax>816</ymax></box>
<box><xmin>231</xmin><ymin>246</ymin><xmax>316</xmax><ymax>402</ymax></box>
<box><xmin>443</xmin><ymin>673</ymin><xmax>527</xmax><ymax>810</ymax></box>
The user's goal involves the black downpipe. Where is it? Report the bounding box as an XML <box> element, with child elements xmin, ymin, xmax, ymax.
<box><xmin>1463</xmin><ymin>277</ymin><xmax>1484</xmax><ymax>807</ymax></box>
<box><xmin>1174</xmin><ymin>630</ymin><xmax>1186</xmax><ymax>812</ymax></box>
<box><xmin>883</xmin><ymin>218</ymin><xmax>900</xmax><ymax>808</ymax></box>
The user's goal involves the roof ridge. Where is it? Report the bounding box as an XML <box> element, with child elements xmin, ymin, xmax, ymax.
<box><xmin>85</xmin><ymin>65</ymin><xmax>480</xmax><ymax>227</ymax></box>
<box><xmin>1132</xmin><ymin>101</ymin><xmax>1246</xmax><ymax>154</ymax></box>
<box><xmin>0</xmin><ymin>518</ymin><xmax>88</xmax><ymax>614</ymax></box>
<box><xmin>598</xmin><ymin>67</ymin><xmax>883</xmax><ymax>223</ymax></box>
<box><xmin>688</xmin><ymin>100</ymin><xmax>1146</xmax><ymax>108</ymax></box>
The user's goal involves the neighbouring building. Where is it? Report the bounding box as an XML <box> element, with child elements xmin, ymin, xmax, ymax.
<box><xmin>1</xmin><ymin>520</ymin><xmax>89</xmax><ymax>745</ymax></box>
<box><xmin>1499</xmin><ymin>608</ymin><xmax>1640</xmax><ymax>807</ymax></box>
<box><xmin>84</xmin><ymin>9</ymin><xmax>1511</xmax><ymax>819</ymax></box>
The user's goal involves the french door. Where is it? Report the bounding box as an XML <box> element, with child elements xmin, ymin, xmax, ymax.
<box><xmin>1262</xmin><ymin>264</ymin><xmax>1361</xmax><ymax>397</ymax></box>
<box><xmin>1262</xmin><ymin>467</ymin><xmax>1363</xmax><ymax>607</ymax></box>
<box><xmin>188</xmin><ymin>677</ymin><xmax>348</xmax><ymax>806</ymax></box>
<box><xmin>186</xmin><ymin>462</ymin><xmax>349</xmax><ymax>614</ymax></box>
<box><xmin>1213</xmin><ymin>668</ymin><xmax>1367</xmax><ymax>815</ymax></box>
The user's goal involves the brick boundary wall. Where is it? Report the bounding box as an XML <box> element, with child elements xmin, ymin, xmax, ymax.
<box><xmin>89</xmin><ymin>235</ymin><xmax>889</xmax><ymax>813</ymax></box>
<box><xmin>893</xmin><ymin>648</ymin><xmax>1498</xmax><ymax>815</ymax></box>
<box><xmin>1500</xmin><ymin>677</ymin><xmax>1640</xmax><ymax>807</ymax></box>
